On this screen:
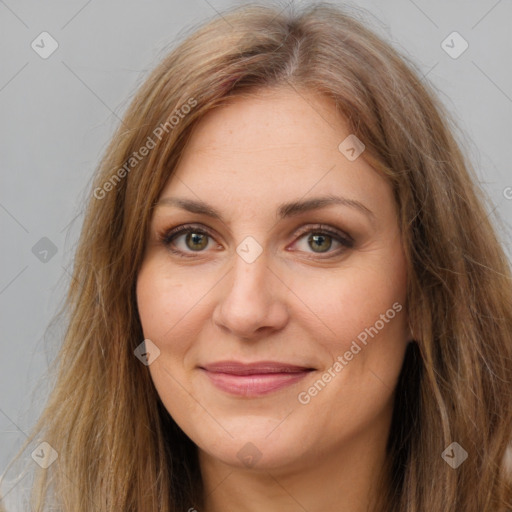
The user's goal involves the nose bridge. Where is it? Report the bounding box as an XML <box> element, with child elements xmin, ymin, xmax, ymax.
<box><xmin>228</xmin><ymin>242</ymin><xmax>272</xmax><ymax>303</ymax></box>
<box><xmin>228</xmin><ymin>232</ymin><xmax>270</xmax><ymax>289</ymax></box>
<box><xmin>213</xmin><ymin>240</ymin><xmax>288</xmax><ymax>337</ymax></box>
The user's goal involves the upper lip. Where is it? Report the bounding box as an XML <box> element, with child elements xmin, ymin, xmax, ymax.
<box><xmin>200</xmin><ymin>361</ymin><xmax>315</xmax><ymax>375</ymax></box>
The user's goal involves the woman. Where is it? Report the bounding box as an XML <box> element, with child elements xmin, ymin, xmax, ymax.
<box><xmin>2</xmin><ymin>2</ymin><xmax>511</xmax><ymax>511</ymax></box>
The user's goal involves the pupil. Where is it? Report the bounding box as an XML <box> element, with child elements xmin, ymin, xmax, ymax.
<box><xmin>184</xmin><ymin>232</ymin><xmax>332</xmax><ymax>253</ymax></box>
<box><xmin>187</xmin><ymin>232</ymin><xmax>207</xmax><ymax>250</ymax></box>
<box><xmin>309</xmin><ymin>233</ymin><xmax>331</xmax><ymax>252</ymax></box>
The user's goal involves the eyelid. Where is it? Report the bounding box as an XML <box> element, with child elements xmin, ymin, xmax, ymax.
<box><xmin>292</xmin><ymin>223</ymin><xmax>354</xmax><ymax>243</ymax></box>
<box><xmin>158</xmin><ymin>222</ymin><xmax>354</xmax><ymax>258</ymax></box>
<box><xmin>159</xmin><ymin>223</ymin><xmax>215</xmax><ymax>246</ymax></box>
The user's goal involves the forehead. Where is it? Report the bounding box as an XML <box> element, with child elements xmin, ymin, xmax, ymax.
<box><xmin>160</xmin><ymin>87</ymin><xmax>391</xmax><ymax>215</ymax></box>
<box><xmin>183</xmin><ymin>87</ymin><xmax>345</xmax><ymax>157</ymax></box>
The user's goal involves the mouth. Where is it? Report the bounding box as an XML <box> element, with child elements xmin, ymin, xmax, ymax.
<box><xmin>199</xmin><ymin>361</ymin><xmax>315</xmax><ymax>397</ymax></box>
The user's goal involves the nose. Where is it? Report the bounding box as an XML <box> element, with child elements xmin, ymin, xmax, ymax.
<box><xmin>212</xmin><ymin>248</ymin><xmax>289</xmax><ymax>340</ymax></box>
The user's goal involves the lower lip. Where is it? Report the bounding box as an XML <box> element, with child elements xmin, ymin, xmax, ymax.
<box><xmin>201</xmin><ymin>369</ymin><xmax>312</xmax><ymax>397</ymax></box>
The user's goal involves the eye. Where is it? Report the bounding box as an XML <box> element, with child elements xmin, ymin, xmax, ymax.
<box><xmin>158</xmin><ymin>223</ymin><xmax>354</xmax><ymax>259</ymax></box>
<box><xmin>290</xmin><ymin>224</ymin><xmax>354</xmax><ymax>258</ymax></box>
<box><xmin>159</xmin><ymin>225</ymin><xmax>217</xmax><ymax>257</ymax></box>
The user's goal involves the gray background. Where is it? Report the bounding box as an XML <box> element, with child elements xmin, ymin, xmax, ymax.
<box><xmin>1</xmin><ymin>0</ymin><xmax>511</xmax><ymax>503</ymax></box>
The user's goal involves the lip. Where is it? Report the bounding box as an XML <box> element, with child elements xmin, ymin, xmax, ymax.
<box><xmin>199</xmin><ymin>361</ymin><xmax>315</xmax><ymax>397</ymax></box>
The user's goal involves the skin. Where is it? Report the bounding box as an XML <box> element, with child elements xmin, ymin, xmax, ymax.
<box><xmin>136</xmin><ymin>86</ymin><xmax>412</xmax><ymax>512</ymax></box>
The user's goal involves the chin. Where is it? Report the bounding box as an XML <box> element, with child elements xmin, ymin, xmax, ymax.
<box><xmin>193</xmin><ymin>418</ymin><xmax>310</xmax><ymax>471</ymax></box>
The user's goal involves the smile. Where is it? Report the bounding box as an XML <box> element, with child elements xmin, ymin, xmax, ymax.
<box><xmin>199</xmin><ymin>361</ymin><xmax>315</xmax><ymax>397</ymax></box>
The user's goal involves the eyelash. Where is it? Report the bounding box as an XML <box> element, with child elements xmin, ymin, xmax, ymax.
<box><xmin>158</xmin><ymin>223</ymin><xmax>354</xmax><ymax>260</ymax></box>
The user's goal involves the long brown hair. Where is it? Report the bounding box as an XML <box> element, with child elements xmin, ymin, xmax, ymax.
<box><xmin>2</xmin><ymin>2</ymin><xmax>511</xmax><ymax>511</ymax></box>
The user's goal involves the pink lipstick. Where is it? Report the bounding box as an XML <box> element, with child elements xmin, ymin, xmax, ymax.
<box><xmin>200</xmin><ymin>361</ymin><xmax>314</xmax><ymax>397</ymax></box>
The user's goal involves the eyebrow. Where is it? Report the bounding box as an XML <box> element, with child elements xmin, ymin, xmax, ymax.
<box><xmin>156</xmin><ymin>194</ymin><xmax>375</xmax><ymax>223</ymax></box>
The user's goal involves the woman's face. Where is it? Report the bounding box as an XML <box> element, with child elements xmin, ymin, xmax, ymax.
<box><xmin>136</xmin><ymin>87</ymin><xmax>410</xmax><ymax>472</ymax></box>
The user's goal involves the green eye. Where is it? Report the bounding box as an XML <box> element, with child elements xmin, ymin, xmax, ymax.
<box><xmin>184</xmin><ymin>232</ymin><xmax>209</xmax><ymax>251</ymax></box>
<box><xmin>161</xmin><ymin>223</ymin><xmax>353</xmax><ymax>259</ymax></box>
<box><xmin>162</xmin><ymin>226</ymin><xmax>213</xmax><ymax>256</ymax></box>
<box><xmin>307</xmin><ymin>233</ymin><xmax>333</xmax><ymax>253</ymax></box>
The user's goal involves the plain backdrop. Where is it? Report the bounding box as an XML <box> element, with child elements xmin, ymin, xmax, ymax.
<box><xmin>1</xmin><ymin>0</ymin><xmax>511</xmax><ymax>502</ymax></box>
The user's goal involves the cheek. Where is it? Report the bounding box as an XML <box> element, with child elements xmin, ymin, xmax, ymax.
<box><xmin>292</xmin><ymin>268</ymin><xmax>408</xmax><ymax>433</ymax></box>
<box><xmin>136</xmin><ymin>260</ymin><xmax>204</xmax><ymax>344</ymax></box>
<box><xmin>136</xmin><ymin>262</ymin><xmax>203</xmax><ymax>426</ymax></box>
<box><xmin>288</xmin><ymin>254</ymin><xmax>407</xmax><ymax>359</ymax></box>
